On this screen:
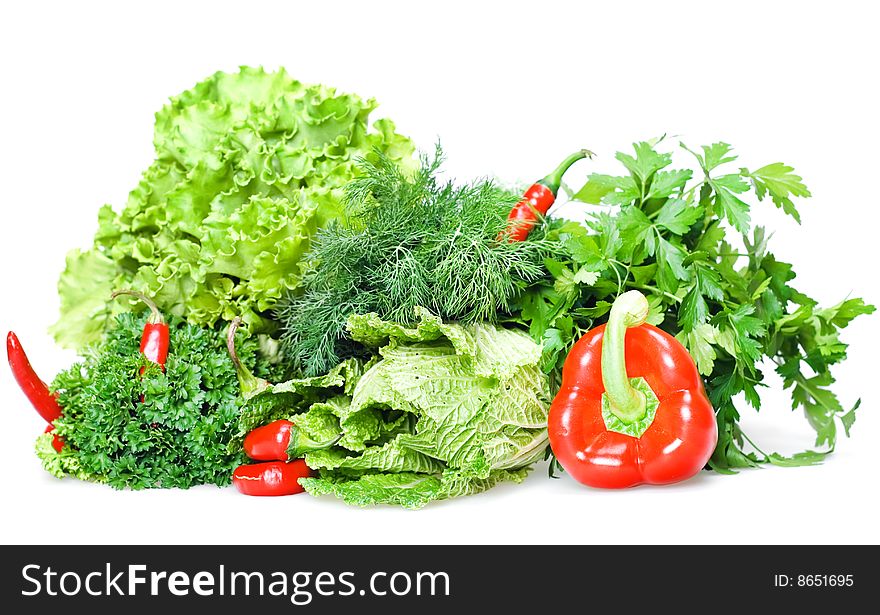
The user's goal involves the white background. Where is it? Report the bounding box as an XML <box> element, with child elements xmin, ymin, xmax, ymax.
<box><xmin>1</xmin><ymin>0</ymin><xmax>877</xmax><ymax>545</ymax></box>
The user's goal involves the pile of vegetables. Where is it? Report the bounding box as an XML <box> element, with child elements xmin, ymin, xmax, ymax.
<box><xmin>6</xmin><ymin>67</ymin><xmax>873</xmax><ymax>508</ymax></box>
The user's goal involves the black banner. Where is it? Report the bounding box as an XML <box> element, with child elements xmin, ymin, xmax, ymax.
<box><xmin>0</xmin><ymin>545</ymin><xmax>874</xmax><ymax>612</ymax></box>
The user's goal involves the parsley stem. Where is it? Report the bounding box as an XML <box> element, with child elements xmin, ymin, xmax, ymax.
<box><xmin>738</xmin><ymin>428</ymin><xmax>770</xmax><ymax>461</ymax></box>
<box><xmin>627</xmin><ymin>283</ymin><xmax>681</xmax><ymax>303</ymax></box>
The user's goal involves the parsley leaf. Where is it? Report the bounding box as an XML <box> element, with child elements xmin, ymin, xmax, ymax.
<box><xmin>656</xmin><ymin>199</ymin><xmax>703</xmax><ymax>234</ymax></box>
<box><xmin>679</xmin><ymin>263</ymin><xmax>724</xmax><ymax>331</ymax></box>
<box><xmin>616</xmin><ymin>141</ymin><xmax>672</xmax><ymax>186</ymax></box>
<box><xmin>709</xmin><ymin>174</ymin><xmax>752</xmax><ymax>233</ymax></box>
<box><xmin>647</xmin><ymin>170</ymin><xmax>693</xmax><ymax>200</ymax></box>
<box><xmin>744</xmin><ymin>162</ymin><xmax>811</xmax><ymax>223</ymax></box>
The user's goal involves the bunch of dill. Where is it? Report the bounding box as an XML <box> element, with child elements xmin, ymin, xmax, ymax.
<box><xmin>277</xmin><ymin>146</ymin><xmax>554</xmax><ymax>375</ymax></box>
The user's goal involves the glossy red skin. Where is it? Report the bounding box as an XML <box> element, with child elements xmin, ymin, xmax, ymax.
<box><xmin>244</xmin><ymin>420</ymin><xmax>294</xmax><ymax>461</ymax></box>
<box><xmin>7</xmin><ymin>331</ymin><xmax>63</xmax><ymax>423</ymax></box>
<box><xmin>140</xmin><ymin>323</ymin><xmax>169</xmax><ymax>370</ymax></box>
<box><xmin>232</xmin><ymin>460</ymin><xmax>312</xmax><ymax>496</ymax></box>
<box><xmin>504</xmin><ymin>183</ymin><xmax>555</xmax><ymax>241</ymax></box>
<box><xmin>44</xmin><ymin>424</ymin><xmax>64</xmax><ymax>453</ymax></box>
<box><xmin>548</xmin><ymin>323</ymin><xmax>717</xmax><ymax>488</ymax></box>
<box><xmin>137</xmin><ymin>322</ymin><xmax>169</xmax><ymax>409</ymax></box>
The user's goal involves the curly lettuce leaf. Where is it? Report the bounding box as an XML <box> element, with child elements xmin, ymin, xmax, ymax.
<box><xmin>35</xmin><ymin>432</ymin><xmax>101</xmax><ymax>482</ymax></box>
<box><xmin>49</xmin><ymin>249</ymin><xmax>121</xmax><ymax>349</ymax></box>
<box><xmin>53</xmin><ymin>67</ymin><xmax>415</xmax><ymax>348</ymax></box>
<box><xmin>305</xmin><ymin>436</ymin><xmax>445</xmax><ymax>474</ymax></box>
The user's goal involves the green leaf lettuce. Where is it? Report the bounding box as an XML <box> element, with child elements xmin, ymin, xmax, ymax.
<box><xmin>51</xmin><ymin>67</ymin><xmax>415</xmax><ymax>349</ymax></box>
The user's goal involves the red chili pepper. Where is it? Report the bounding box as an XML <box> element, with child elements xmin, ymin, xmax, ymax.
<box><xmin>500</xmin><ymin>149</ymin><xmax>593</xmax><ymax>242</ymax></box>
<box><xmin>232</xmin><ymin>460</ymin><xmax>313</xmax><ymax>496</ymax></box>
<box><xmin>244</xmin><ymin>418</ymin><xmax>342</xmax><ymax>461</ymax></box>
<box><xmin>6</xmin><ymin>331</ymin><xmax>63</xmax><ymax>424</ymax></box>
<box><xmin>44</xmin><ymin>424</ymin><xmax>64</xmax><ymax>453</ymax></box>
<box><xmin>111</xmin><ymin>290</ymin><xmax>169</xmax><ymax>370</ymax></box>
<box><xmin>244</xmin><ymin>420</ymin><xmax>295</xmax><ymax>460</ymax></box>
<box><xmin>548</xmin><ymin>290</ymin><xmax>717</xmax><ymax>488</ymax></box>
<box><xmin>227</xmin><ymin>318</ymin><xmax>333</xmax><ymax>496</ymax></box>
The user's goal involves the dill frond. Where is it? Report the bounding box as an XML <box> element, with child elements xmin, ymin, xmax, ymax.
<box><xmin>277</xmin><ymin>145</ymin><xmax>554</xmax><ymax>375</ymax></box>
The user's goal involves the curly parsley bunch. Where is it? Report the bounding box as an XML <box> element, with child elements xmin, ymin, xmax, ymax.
<box><xmin>37</xmin><ymin>313</ymin><xmax>280</xmax><ymax>489</ymax></box>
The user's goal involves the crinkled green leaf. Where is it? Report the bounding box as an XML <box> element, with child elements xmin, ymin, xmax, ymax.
<box><xmin>254</xmin><ymin>311</ymin><xmax>549</xmax><ymax>507</ymax></box>
<box><xmin>300</xmin><ymin>467</ymin><xmax>529</xmax><ymax>509</ymax></box>
<box><xmin>48</xmin><ymin>249</ymin><xmax>120</xmax><ymax>348</ymax></box>
<box><xmin>53</xmin><ymin>67</ymin><xmax>415</xmax><ymax>348</ymax></box>
<box><xmin>305</xmin><ymin>436</ymin><xmax>445</xmax><ymax>474</ymax></box>
<box><xmin>235</xmin><ymin>357</ymin><xmax>364</xmax><ymax>438</ymax></box>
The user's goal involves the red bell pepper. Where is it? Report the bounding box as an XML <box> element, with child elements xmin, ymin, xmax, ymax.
<box><xmin>548</xmin><ymin>290</ymin><xmax>717</xmax><ymax>488</ymax></box>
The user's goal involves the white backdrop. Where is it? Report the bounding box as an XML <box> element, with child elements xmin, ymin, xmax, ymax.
<box><xmin>1</xmin><ymin>0</ymin><xmax>877</xmax><ymax>545</ymax></box>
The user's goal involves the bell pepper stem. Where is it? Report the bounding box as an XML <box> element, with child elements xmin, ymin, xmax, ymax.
<box><xmin>602</xmin><ymin>290</ymin><xmax>650</xmax><ymax>423</ymax></box>
<box><xmin>539</xmin><ymin>149</ymin><xmax>594</xmax><ymax>195</ymax></box>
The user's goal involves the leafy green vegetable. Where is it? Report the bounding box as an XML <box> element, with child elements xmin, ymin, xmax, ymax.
<box><xmin>239</xmin><ymin>308</ymin><xmax>551</xmax><ymax>508</ymax></box>
<box><xmin>38</xmin><ymin>313</ymin><xmax>278</xmax><ymax>489</ymax></box>
<box><xmin>521</xmin><ymin>138</ymin><xmax>874</xmax><ymax>471</ymax></box>
<box><xmin>276</xmin><ymin>145</ymin><xmax>554</xmax><ymax>375</ymax></box>
<box><xmin>51</xmin><ymin>67</ymin><xmax>415</xmax><ymax>349</ymax></box>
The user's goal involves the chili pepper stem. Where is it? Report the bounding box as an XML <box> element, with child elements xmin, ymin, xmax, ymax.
<box><xmin>601</xmin><ymin>290</ymin><xmax>652</xmax><ymax>423</ymax></box>
<box><xmin>287</xmin><ymin>428</ymin><xmax>342</xmax><ymax>459</ymax></box>
<box><xmin>539</xmin><ymin>149</ymin><xmax>594</xmax><ymax>194</ymax></box>
<box><xmin>110</xmin><ymin>290</ymin><xmax>164</xmax><ymax>325</ymax></box>
<box><xmin>227</xmin><ymin>317</ymin><xmax>269</xmax><ymax>399</ymax></box>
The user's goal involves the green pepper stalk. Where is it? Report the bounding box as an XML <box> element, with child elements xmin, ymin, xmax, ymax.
<box><xmin>601</xmin><ymin>290</ymin><xmax>653</xmax><ymax>424</ymax></box>
<box><xmin>227</xmin><ymin>316</ymin><xmax>270</xmax><ymax>400</ymax></box>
